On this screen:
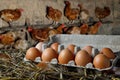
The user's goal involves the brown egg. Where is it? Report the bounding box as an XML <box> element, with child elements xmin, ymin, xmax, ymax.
<box><xmin>50</xmin><ymin>42</ymin><xmax>59</xmax><ymax>52</ymax></box>
<box><xmin>35</xmin><ymin>42</ymin><xmax>43</xmax><ymax>52</ymax></box>
<box><xmin>100</xmin><ymin>47</ymin><xmax>116</xmax><ymax>59</ymax></box>
<box><xmin>42</xmin><ymin>48</ymin><xmax>58</xmax><ymax>62</ymax></box>
<box><xmin>67</xmin><ymin>44</ymin><xmax>75</xmax><ymax>54</ymax></box>
<box><xmin>58</xmin><ymin>48</ymin><xmax>74</xmax><ymax>64</ymax></box>
<box><xmin>25</xmin><ymin>47</ymin><xmax>42</xmax><ymax>61</ymax></box>
<box><xmin>93</xmin><ymin>53</ymin><xmax>110</xmax><ymax>69</ymax></box>
<box><xmin>37</xmin><ymin>61</ymin><xmax>48</xmax><ymax>69</ymax></box>
<box><xmin>82</xmin><ymin>45</ymin><xmax>93</xmax><ymax>55</ymax></box>
<box><xmin>75</xmin><ymin>50</ymin><xmax>92</xmax><ymax>67</ymax></box>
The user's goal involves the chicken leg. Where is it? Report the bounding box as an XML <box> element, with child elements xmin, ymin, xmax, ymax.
<box><xmin>52</xmin><ymin>20</ymin><xmax>59</xmax><ymax>25</ymax></box>
<box><xmin>7</xmin><ymin>21</ymin><xmax>12</xmax><ymax>27</ymax></box>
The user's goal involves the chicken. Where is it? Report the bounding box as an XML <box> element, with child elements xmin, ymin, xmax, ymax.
<box><xmin>59</xmin><ymin>22</ymin><xmax>101</xmax><ymax>35</ymax></box>
<box><xmin>0</xmin><ymin>8</ymin><xmax>23</xmax><ymax>27</ymax></box>
<box><xmin>79</xmin><ymin>22</ymin><xmax>102</xmax><ymax>35</ymax></box>
<box><xmin>95</xmin><ymin>6</ymin><xmax>111</xmax><ymax>22</ymax></box>
<box><xmin>27</xmin><ymin>27</ymin><xmax>50</xmax><ymax>42</ymax></box>
<box><xmin>0</xmin><ymin>32</ymin><xmax>16</xmax><ymax>48</ymax></box>
<box><xmin>79</xmin><ymin>23</ymin><xmax>89</xmax><ymax>34</ymax></box>
<box><xmin>78</xmin><ymin>4</ymin><xmax>89</xmax><ymax>23</ymax></box>
<box><xmin>48</xmin><ymin>29</ymin><xmax>60</xmax><ymax>37</ymax></box>
<box><xmin>28</xmin><ymin>24</ymin><xmax>65</xmax><ymax>42</ymax></box>
<box><xmin>46</xmin><ymin>6</ymin><xmax>62</xmax><ymax>25</ymax></box>
<box><xmin>64</xmin><ymin>1</ymin><xmax>80</xmax><ymax>23</ymax></box>
<box><xmin>63</xmin><ymin>26</ymin><xmax>80</xmax><ymax>34</ymax></box>
<box><xmin>49</xmin><ymin>24</ymin><xmax>65</xmax><ymax>36</ymax></box>
<box><xmin>49</xmin><ymin>24</ymin><xmax>65</xmax><ymax>37</ymax></box>
<box><xmin>88</xmin><ymin>21</ymin><xmax>102</xmax><ymax>34</ymax></box>
<box><xmin>13</xmin><ymin>39</ymin><xmax>29</xmax><ymax>50</ymax></box>
<box><xmin>54</xmin><ymin>24</ymin><xmax>65</xmax><ymax>33</ymax></box>
<box><xmin>62</xmin><ymin>23</ymin><xmax>88</xmax><ymax>34</ymax></box>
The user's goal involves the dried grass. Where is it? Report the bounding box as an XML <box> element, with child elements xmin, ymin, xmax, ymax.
<box><xmin>0</xmin><ymin>49</ymin><xmax>119</xmax><ymax>80</ymax></box>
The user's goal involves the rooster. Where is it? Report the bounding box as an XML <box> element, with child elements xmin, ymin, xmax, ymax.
<box><xmin>0</xmin><ymin>8</ymin><xmax>24</xmax><ymax>27</ymax></box>
<box><xmin>46</xmin><ymin>6</ymin><xmax>62</xmax><ymax>25</ymax></box>
<box><xmin>64</xmin><ymin>1</ymin><xmax>80</xmax><ymax>24</ymax></box>
<box><xmin>95</xmin><ymin>6</ymin><xmax>111</xmax><ymax>22</ymax></box>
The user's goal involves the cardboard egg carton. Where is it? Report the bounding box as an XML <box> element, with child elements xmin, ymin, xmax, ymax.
<box><xmin>47</xmin><ymin>34</ymin><xmax>120</xmax><ymax>71</ymax></box>
<box><xmin>24</xmin><ymin>34</ymin><xmax>120</xmax><ymax>71</ymax></box>
<box><xmin>49</xmin><ymin>34</ymin><xmax>120</xmax><ymax>53</ymax></box>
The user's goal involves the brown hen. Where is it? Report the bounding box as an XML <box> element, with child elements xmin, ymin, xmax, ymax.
<box><xmin>0</xmin><ymin>8</ymin><xmax>23</xmax><ymax>27</ymax></box>
<box><xmin>95</xmin><ymin>6</ymin><xmax>111</xmax><ymax>22</ymax></box>
<box><xmin>64</xmin><ymin>1</ymin><xmax>79</xmax><ymax>23</ymax></box>
<box><xmin>88</xmin><ymin>21</ymin><xmax>102</xmax><ymax>34</ymax></box>
<box><xmin>46</xmin><ymin>6</ymin><xmax>62</xmax><ymax>25</ymax></box>
<box><xmin>0</xmin><ymin>32</ymin><xmax>16</xmax><ymax>49</ymax></box>
<box><xmin>49</xmin><ymin>24</ymin><xmax>65</xmax><ymax>36</ymax></box>
<box><xmin>63</xmin><ymin>26</ymin><xmax>80</xmax><ymax>34</ymax></box>
<box><xmin>27</xmin><ymin>27</ymin><xmax>50</xmax><ymax>42</ymax></box>
<box><xmin>27</xmin><ymin>24</ymin><xmax>65</xmax><ymax>42</ymax></box>
<box><xmin>79</xmin><ymin>23</ymin><xmax>89</xmax><ymax>34</ymax></box>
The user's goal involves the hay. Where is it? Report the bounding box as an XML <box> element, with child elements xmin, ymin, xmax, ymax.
<box><xmin>0</xmin><ymin>49</ymin><xmax>119</xmax><ymax>80</ymax></box>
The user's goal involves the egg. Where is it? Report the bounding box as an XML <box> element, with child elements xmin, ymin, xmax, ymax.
<box><xmin>42</xmin><ymin>48</ymin><xmax>58</xmax><ymax>62</ymax></box>
<box><xmin>82</xmin><ymin>45</ymin><xmax>93</xmax><ymax>55</ymax></box>
<box><xmin>25</xmin><ymin>47</ymin><xmax>42</xmax><ymax>61</ymax></box>
<box><xmin>50</xmin><ymin>42</ymin><xmax>59</xmax><ymax>52</ymax></box>
<box><xmin>75</xmin><ymin>50</ymin><xmax>92</xmax><ymax>67</ymax></box>
<box><xmin>82</xmin><ymin>46</ymin><xmax>99</xmax><ymax>57</ymax></box>
<box><xmin>58</xmin><ymin>48</ymin><xmax>74</xmax><ymax>64</ymax></box>
<box><xmin>93</xmin><ymin>53</ymin><xmax>110</xmax><ymax>69</ymax></box>
<box><xmin>67</xmin><ymin>44</ymin><xmax>75</xmax><ymax>54</ymax></box>
<box><xmin>100</xmin><ymin>47</ymin><xmax>116</xmax><ymax>59</ymax></box>
<box><xmin>35</xmin><ymin>42</ymin><xmax>43</xmax><ymax>52</ymax></box>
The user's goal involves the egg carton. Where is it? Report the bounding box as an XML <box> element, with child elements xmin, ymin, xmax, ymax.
<box><xmin>24</xmin><ymin>53</ymin><xmax>119</xmax><ymax>71</ymax></box>
<box><xmin>48</xmin><ymin>34</ymin><xmax>120</xmax><ymax>53</ymax></box>
<box><xmin>24</xmin><ymin>34</ymin><xmax>120</xmax><ymax>71</ymax></box>
<box><xmin>48</xmin><ymin>34</ymin><xmax>120</xmax><ymax>70</ymax></box>
<box><xmin>41</xmin><ymin>44</ymin><xmax>119</xmax><ymax>71</ymax></box>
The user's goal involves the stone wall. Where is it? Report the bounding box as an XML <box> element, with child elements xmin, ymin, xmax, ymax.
<box><xmin>0</xmin><ymin>0</ymin><xmax>120</xmax><ymax>27</ymax></box>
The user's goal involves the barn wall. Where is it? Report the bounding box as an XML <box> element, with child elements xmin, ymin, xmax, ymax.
<box><xmin>0</xmin><ymin>0</ymin><xmax>120</xmax><ymax>27</ymax></box>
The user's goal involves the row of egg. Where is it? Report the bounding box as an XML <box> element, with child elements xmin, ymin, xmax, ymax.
<box><xmin>25</xmin><ymin>42</ymin><xmax>116</xmax><ymax>69</ymax></box>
